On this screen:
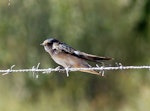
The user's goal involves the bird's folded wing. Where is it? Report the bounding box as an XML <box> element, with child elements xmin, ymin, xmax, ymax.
<box><xmin>75</xmin><ymin>52</ymin><xmax>112</xmax><ymax>62</ymax></box>
<box><xmin>58</xmin><ymin>43</ymin><xmax>112</xmax><ymax>62</ymax></box>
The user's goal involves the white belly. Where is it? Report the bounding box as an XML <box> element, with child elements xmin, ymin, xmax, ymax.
<box><xmin>51</xmin><ymin>53</ymin><xmax>88</xmax><ymax>68</ymax></box>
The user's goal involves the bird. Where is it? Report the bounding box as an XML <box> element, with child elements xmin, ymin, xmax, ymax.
<box><xmin>41</xmin><ymin>38</ymin><xmax>112</xmax><ymax>75</ymax></box>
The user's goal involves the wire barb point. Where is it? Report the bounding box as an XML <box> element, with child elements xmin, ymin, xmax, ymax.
<box><xmin>2</xmin><ymin>65</ymin><xmax>15</xmax><ymax>75</ymax></box>
<box><xmin>65</xmin><ymin>67</ymin><xmax>70</xmax><ymax>77</ymax></box>
<box><xmin>119</xmin><ymin>63</ymin><xmax>123</xmax><ymax>70</ymax></box>
<box><xmin>32</xmin><ymin>63</ymin><xmax>40</xmax><ymax>79</ymax></box>
<box><xmin>96</xmin><ymin>64</ymin><xmax>105</xmax><ymax>76</ymax></box>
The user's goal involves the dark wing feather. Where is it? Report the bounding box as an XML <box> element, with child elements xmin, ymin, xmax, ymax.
<box><xmin>75</xmin><ymin>51</ymin><xmax>112</xmax><ymax>62</ymax></box>
<box><xmin>58</xmin><ymin>43</ymin><xmax>112</xmax><ymax>62</ymax></box>
<box><xmin>58</xmin><ymin>43</ymin><xmax>76</xmax><ymax>54</ymax></box>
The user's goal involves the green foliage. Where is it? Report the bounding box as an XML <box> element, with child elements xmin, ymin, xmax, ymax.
<box><xmin>0</xmin><ymin>0</ymin><xmax>150</xmax><ymax>110</ymax></box>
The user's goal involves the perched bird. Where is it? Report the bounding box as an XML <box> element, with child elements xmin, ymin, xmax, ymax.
<box><xmin>41</xmin><ymin>38</ymin><xmax>112</xmax><ymax>75</ymax></box>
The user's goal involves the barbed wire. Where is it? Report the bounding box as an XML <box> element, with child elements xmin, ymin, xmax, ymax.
<box><xmin>0</xmin><ymin>63</ymin><xmax>150</xmax><ymax>77</ymax></box>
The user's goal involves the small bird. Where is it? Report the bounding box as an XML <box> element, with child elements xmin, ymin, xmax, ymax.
<box><xmin>41</xmin><ymin>38</ymin><xmax>112</xmax><ymax>75</ymax></box>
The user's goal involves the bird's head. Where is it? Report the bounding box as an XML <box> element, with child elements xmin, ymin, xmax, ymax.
<box><xmin>41</xmin><ymin>38</ymin><xmax>59</xmax><ymax>53</ymax></box>
<box><xmin>41</xmin><ymin>38</ymin><xmax>59</xmax><ymax>46</ymax></box>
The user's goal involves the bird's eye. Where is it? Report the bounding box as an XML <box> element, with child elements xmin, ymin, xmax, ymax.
<box><xmin>47</xmin><ymin>43</ymin><xmax>52</xmax><ymax>46</ymax></box>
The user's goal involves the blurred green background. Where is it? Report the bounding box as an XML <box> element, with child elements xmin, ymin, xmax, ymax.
<box><xmin>0</xmin><ymin>0</ymin><xmax>150</xmax><ymax>111</ymax></box>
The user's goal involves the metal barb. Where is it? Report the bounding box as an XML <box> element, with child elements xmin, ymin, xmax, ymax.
<box><xmin>2</xmin><ymin>65</ymin><xmax>15</xmax><ymax>75</ymax></box>
<box><xmin>96</xmin><ymin>64</ymin><xmax>100</xmax><ymax>68</ymax></box>
<box><xmin>101</xmin><ymin>69</ymin><xmax>105</xmax><ymax>76</ymax></box>
<box><xmin>32</xmin><ymin>63</ymin><xmax>40</xmax><ymax>79</ymax></box>
<box><xmin>100</xmin><ymin>66</ymin><xmax>105</xmax><ymax>76</ymax></box>
<box><xmin>96</xmin><ymin>64</ymin><xmax>101</xmax><ymax>75</ymax></box>
<box><xmin>96</xmin><ymin>64</ymin><xmax>105</xmax><ymax>76</ymax></box>
<box><xmin>65</xmin><ymin>67</ymin><xmax>70</xmax><ymax>77</ymax></box>
<box><xmin>101</xmin><ymin>62</ymin><xmax>105</xmax><ymax>67</ymax></box>
<box><xmin>118</xmin><ymin>63</ymin><xmax>123</xmax><ymax>70</ymax></box>
<box><xmin>36</xmin><ymin>63</ymin><xmax>40</xmax><ymax>69</ymax></box>
<box><xmin>32</xmin><ymin>66</ymin><xmax>36</xmax><ymax>78</ymax></box>
<box><xmin>115</xmin><ymin>62</ymin><xmax>119</xmax><ymax>66</ymax></box>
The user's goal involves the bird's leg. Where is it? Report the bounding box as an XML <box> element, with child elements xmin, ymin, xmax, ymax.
<box><xmin>55</xmin><ymin>66</ymin><xmax>61</xmax><ymax>70</ymax></box>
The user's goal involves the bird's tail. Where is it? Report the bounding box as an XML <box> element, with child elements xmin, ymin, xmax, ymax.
<box><xmin>75</xmin><ymin>63</ymin><xmax>100</xmax><ymax>75</ymax></box>
<box><xmin>77</xmin><ymin>52</ymin><xmax>113</xmax><ymax>62</ymax></box>
<box><xmin>79</xmin><ymin>69</ymin><xmax>100</xmax><ymax>75</ymax></box>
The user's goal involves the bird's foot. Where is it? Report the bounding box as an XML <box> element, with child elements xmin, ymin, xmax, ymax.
<box><xmin>55</xmin><ymin>66</ymin><xmax>61</xmax><ymax>70</ymax></box>
<box><xmin>96</xmin><ymin>64</ymin><xmax>105</xmax><ymax>77</ymax></box>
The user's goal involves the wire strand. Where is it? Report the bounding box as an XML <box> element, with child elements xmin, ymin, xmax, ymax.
<box><xmin>0</xmin><ymin>63</ymin><xmax>150</xmax><ymax>77</ymax></box>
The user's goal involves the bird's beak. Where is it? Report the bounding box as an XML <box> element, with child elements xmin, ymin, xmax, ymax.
<box><xmin>40</xmin><ymin>43</ymin><xmax>44</xmax><ymax>46</ymax></box>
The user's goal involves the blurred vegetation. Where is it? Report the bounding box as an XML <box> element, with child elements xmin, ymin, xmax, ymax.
<box><xmin>0</xmin><ymin>0</ymin><xmax>150</xmax><ymax>111</ymax></box>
